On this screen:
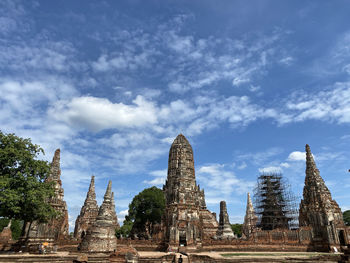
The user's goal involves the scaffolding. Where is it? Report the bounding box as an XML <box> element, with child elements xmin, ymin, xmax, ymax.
<box><xmin>253</xmin><ymin>173</ymin><xmax>299</xmax><ymax>230</ymax></box>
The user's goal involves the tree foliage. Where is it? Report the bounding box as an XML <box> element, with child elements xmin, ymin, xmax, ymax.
<box><xmin>343</xmin><ymin>210</ymin><xmax>350</xmax><ymax>226</ymax></box>
<box><xmin>125</xmin><ymin>186</ymin><xmax>165</xmax><ymax>237</ymax></box>
<box><xmin>0</xmin><ymin>131</ymin><xmax>57</xmax><ymax>228</ymax></box>
<box><xmin>115</xmin><ymin>220</ymin><xmax>133</xmax><ymax>238</ymax></box>
<box><xmin>231</xmin><ymin>223</ymin><xmax>242</xmax><ymax>237</ymax></box>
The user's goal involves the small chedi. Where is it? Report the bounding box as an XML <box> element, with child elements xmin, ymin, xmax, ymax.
<box><xmin>74</xmin><ymin>176</ymin><xmax>99</xmax><ymax>240</ymax></box>
<box><xmin>0</xmin><ymin>220</ymin><xmax>12</xmax><ymax>244</ymax></box>
<box><xmin>162</xmin><ymin>134</ymin><xmax>218</xmax><ymax>249</ymax></box>
<box><xmin>80</xmin><ymin>181</ymin><xmax>118</xmax><ymax>252</ymax></box>
<box><xmin>299</xmin><ymin>144</ymin><xmax>348</xmax><ymax>248</ymax></box>
<box><xmin>242</xmin><ymin>193</ymin><xmax>258</xmax><ymax>239</ymax></box>
<box><xmin>216</xmin><ymin>201</ymin><xmax>235</xmax><ymax>239</ymax></box>
<box><xmin>21</xmin><ymin>149</ymin><xmax>69</xmax><ymax>248</ymax></box>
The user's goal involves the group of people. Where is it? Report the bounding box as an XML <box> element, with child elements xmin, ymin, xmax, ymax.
<box><xmin>38</xmin><ymin>243</ymin><xmax>57</xmax><ymax>254</ymax></box>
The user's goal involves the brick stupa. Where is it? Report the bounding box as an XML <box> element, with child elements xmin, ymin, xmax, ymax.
<box><xmin>216</xmin><ymin>201</ymin><xmax>235</xmax><ymax>239</ymax></box>
<box><xmin>74</xmin><ymin>176</ymin><xmax>99</xmax><ymax>240</ymax></box>
<box><xmin>80</xmin><ymin>181</ymin><xmax>117</xmax><ymax>252</ymax></box>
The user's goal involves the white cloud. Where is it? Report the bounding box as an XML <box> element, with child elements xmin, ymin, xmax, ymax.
<box><xmin>280</xmin><ymin>82</ymin><xmax>350</xmax><ymax>125</ymax></box>
<box><xmin>237</xmin><ymin>162</ymin><xmax>247</xmax><ymax>170</ymax></box>
<box><xmin>197</xmin><ymin>164</ymin><xmax>255</xmax><ymax>196</ymax></box>
<box><xmin>280</xmin><ymin>162</ymin><xmax>290</xmax><ymax>168</ymax></box>
<box><xmin>259</xmin><ymin>166</ymin><xmax>282</xmax><ymax>173</ymax></box>
<box><xmin>287</xmin><ymin>151</ymin><xmax>306</xmax><ymax>161</ymax></box>
<box><xmin>143</xmin><ymin>169</ymin><xmax>167</xmax><ymax>186</ymax></box>
<box><xmin>50</xmin><ymin>95</ymin><xmax>158</xmax><ymax>132</ymax></box>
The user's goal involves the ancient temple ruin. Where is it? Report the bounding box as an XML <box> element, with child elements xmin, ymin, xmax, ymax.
<box><xmin>74</xmin><ymin>176</ymin><xmax>99</xmax><ymax>240</ymax></box>
<box><xmin>299</xmin><ymin>144</ymin><xmax>348</xmax><ymax>247</ymax></box>
<box><xmin>21</xmin><ymin>149</ymin><xmax>69</xmax><ymax>248</ymax></box>
<box><xmin>162</xmin><ymin>134</ymin><xmax>218</xmax><ymax>249</ymax></box>
<box><xmin>80</xmin><ymin>181</ymin><xmax>118</xmax><ymax>252</ymax></box>
<box><xmin>216</xmin><ymin>201</ymin><xmax>235</xmax><ymax>239</ymax></box>
<box><xmin>242</xmin><ymin>193</ymin><xmax>257</xmax><ymax>239</ymax></box>
<box><xmin>254</xmin><ymin>173</ymin><xmax>297</xmax><ymax>230</ymax></box>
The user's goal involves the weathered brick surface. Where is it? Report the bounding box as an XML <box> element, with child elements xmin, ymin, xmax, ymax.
<box><xmin>216</xmin><ymin>201</ymin><xmax>235</xmax><ymax>239</ymax></box>
<box><xmin>163</xmin><ymin>134</ymin><xmax>218</xmax><ymax>249</ymax></box>
<box><xmin>299</xmin><ymin>144</ymin><xmax>348</xmax><ymax>247</ymax></box>
<box><xmin>21</xmin><ymin>149</ymin><xmax>69</xmax><ymax>249</ymax></box>
<box><xmin>242</xmin><ymin>193</ymin><xmax>257</xmax><ymax>239</ymax></box>
<box><xmin>74</xmin><ymin>176</ymin><xmax>99</xmax><ymax>240</ymax></box>
<box><xmin>80</xmin><ymin>181</ymin><xmax>117</xmax><ymax>252</ymax></box>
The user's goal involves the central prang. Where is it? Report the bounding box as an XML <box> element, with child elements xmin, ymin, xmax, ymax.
<box><xmin>162</xmin><ymin>134</ymin><xmax>220</xmax><ymax>250</ymax></box>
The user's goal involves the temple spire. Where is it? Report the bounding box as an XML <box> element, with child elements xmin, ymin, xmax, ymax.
<box><xmin>47</xmin><ymin>148</ymin><xmax>61</xmax><ymax>182</ymax></box>
<box><xmin>74</xmin><ymin>175</ymin><xmax>99</xmax><ymax>239</ymax></box>
<box><xmin>105</xmin><ymin>180</ymin><xmax>112</xmax><ymax>199</ymax></box>
<box><xmin>85</xmin><ymin>175</ymin><xmax>96</xmax><ymax>203</ymax></box>
<box><xmin>242</xmin><ymin>193</ymin><xmax>257</xmax><ymax>239</ymax></box>
<box><xmin>80</xmin><ymin>181</ymin><xmax>117</xmax><ymax>252</ymax></box>
<box><xmin>299</xmin><ymin>144</ymin><xmax>345</xmax><ymax>244</ymax></box>
<box><xmin>304</xmin><ymin>144</ymin><xmax>330</xmax><ymax>196</ymax></box>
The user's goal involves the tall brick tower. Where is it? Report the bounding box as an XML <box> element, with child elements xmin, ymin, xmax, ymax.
<box><xmin>299</xmin><ymin>144</ymin><xmax>347</xmax><ymax>248</ymax></box>
<box><xmin>163</xmin><ymin>134</ymin><xmax>218</xmax><ymax>250</ymax></box>
<box><xmin>22</xmin><ymin>149</ymin><xmax>69</xmax><ymax>249</ymax></box>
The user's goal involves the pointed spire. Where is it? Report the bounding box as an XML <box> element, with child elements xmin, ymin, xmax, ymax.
<box><xmin>85</xmin><ymin>175</ymin><xmax>96</xmax><ymax>202</ymax></box>
<box><xmin>73</xmin><ymin>175</ymin><xmax>99</xmax><ymax>240</ymax></box>
<box><xmin>7</xmin><ymin>219</ymin><xmax>11</xmax><ymax>228</ymax></box>
<box><xmin>242</xmin><ymin>192</ymin><xmax>257</xmax><ymax>239</ymax></box>
<box><xmin>80</xmin><ymin>180</ymin><xmax>117</xmax><ymax>252</ymax></box>
<box><xmin>299</xmin><ymin>144</ymin><xmax>345</xmax><ymax>237</ymax></box>
<box><xmin>304</xmin><ymin>144</ymin><xmax>327</xmax><ymax>189</ymax></box>
<box><xmin>48</xmin><ymin>148</ymin><xmax>61</xmax><ymax>181</ymax></box>
<box><xmin>98</xmin><ymin>181</ymin><xmax>113</xmax><ymax>218</ymax></box>
<box><xmin>104</xmin><ymin>180</ymin><xmax>112</xmax><ymax>199</ymax></box>
<box><xmin>246</xmin><ymin>193</ymin><xmax>254</xmax><ymax>214</ymax></box>
<box><xmin>305</xmin><ymin>144</ymin><xmax>318</xmax><ymax>174</ymax></box>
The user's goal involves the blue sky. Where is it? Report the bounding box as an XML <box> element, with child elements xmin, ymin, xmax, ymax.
<box><xmin>1</xmin><ymin>0</ymin><xmax>350</xmax><ymax>231</ymax></box>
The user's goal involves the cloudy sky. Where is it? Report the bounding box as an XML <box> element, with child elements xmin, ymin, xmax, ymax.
<box><xmin>1</xmin><ymin>0</ymin><xmax>350</xmax><ymax>231</ymax></box>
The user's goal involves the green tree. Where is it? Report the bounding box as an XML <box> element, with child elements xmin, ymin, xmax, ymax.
<box><xmin>231</xmin><ymin>223</ymin><xmax>243</xmax><ymax>237</ymax></box>
<box><xmin>0</xmin><ymin>131</ymin><xmax>57</xmax><ymax>236</ymax></box>
<box><xmin>343</xmin><ymin>210</ymin><xmax>350</xmax><ymax>226</ymax></box>
<box><xmin>126</xmin><ymin>186</ymin><xmax>165</xmax><ymax>237</ymax></box>
<box><xmin>115</xmin><ymin>220</ymin><xmax>133</xmax><ymax>238</ymax></box>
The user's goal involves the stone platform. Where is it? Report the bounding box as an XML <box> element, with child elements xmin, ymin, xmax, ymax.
<box><xmin>0</xmin><ymin>251</ymin><xmax>343</xmax><ymax>263</ymax></box>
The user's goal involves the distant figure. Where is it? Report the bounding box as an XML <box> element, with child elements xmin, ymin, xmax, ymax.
<box><xmin>38</xmin><ymin>243</ymin><xmax>43</xmax><ymax>254</ymax></box>
<box><xmin>178</xmin><ymin>255</ymin><xmax>183</xmax><ymax>263</ymax></box>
